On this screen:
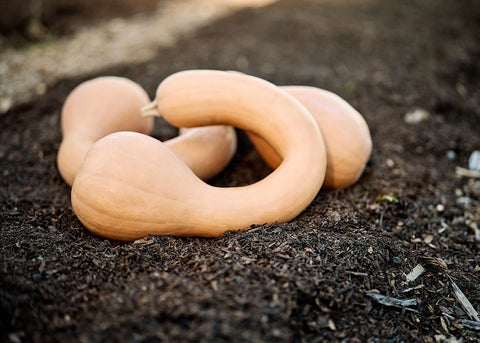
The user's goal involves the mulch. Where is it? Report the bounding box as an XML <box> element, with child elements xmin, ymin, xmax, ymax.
<box><xmin>1</xmin><ymin>0</ymin><xmax>480</xmax><ymax>341</ymax></box>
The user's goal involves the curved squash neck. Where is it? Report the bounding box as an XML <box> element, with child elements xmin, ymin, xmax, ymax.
<box><xmin>157</xmin><ymin>71</ymin><xmax>326</xmax><ymax>236</ymax></box>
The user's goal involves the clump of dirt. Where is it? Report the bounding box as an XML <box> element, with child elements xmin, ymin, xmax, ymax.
<box><xmin>1</xmin><ymin>0</ymin><xmax>480</xmax><ymax>342</ymax></box>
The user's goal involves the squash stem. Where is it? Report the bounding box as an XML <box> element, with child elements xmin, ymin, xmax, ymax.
<box><xmin>141</xmin><ymin>99</ymin><xmax>160</xmax><ymax>117</ymax></box>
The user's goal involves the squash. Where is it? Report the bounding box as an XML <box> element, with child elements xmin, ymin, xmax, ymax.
<box><xmin>71</xmin><ymin>70</ymin><xmax>327</xmax><ymax>240</ymax></box>
<box><xmin>57</xmin><ymin>76</ymin><xmax>153</xmax><ymax>186</ymax></box>
<box><xmin>167</xmin><ymin>126</ymin><xmax>236</xmax><ymax>181</ymax></box>
<box><xmin>248</xmin><ymin>86</ymin><xmax>372</xmax><ymax>189</ymax></box>
<box><xmin>57</xmin><ymin>76</ymin><xmax>236</xmax><ymax>186</ymax></box>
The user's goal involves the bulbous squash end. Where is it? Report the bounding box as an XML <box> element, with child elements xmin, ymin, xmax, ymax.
<box><xmin>57</xmin><ymin>135</ymin><xmax>94</xmax><ymax>187</ymax></box>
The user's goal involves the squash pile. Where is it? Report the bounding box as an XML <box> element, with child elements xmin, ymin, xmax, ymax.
<box><xmin>57</xmin><ymin>70</ymin><xmax>372</xmax><ymax>241</ymax></box>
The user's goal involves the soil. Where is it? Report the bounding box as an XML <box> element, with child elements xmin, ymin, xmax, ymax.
<box><xmin>1</xmin><ymin>0</ymin><xmax>480</xmax><ymax>342</ymax></box>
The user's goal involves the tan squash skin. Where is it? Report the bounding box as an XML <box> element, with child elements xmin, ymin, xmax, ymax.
<box><xmin>71</xmin><ymin>70</ymin><xmax>327</xmax><ymax>241</ymax></box>
<box><xmin>57</xmin><ymin>76</ymin><xmax>154</xmax><ymax>186</ymax></box>
<box><xmin>57</xmin><ymin>76</ymin><xmax>237</xmax><ymax>186</ymax></box>
<box><xmin>249</xmin><ymin>86</ymin><xmax>372</xmax><ymax>190</ymax></box>
<box><xmin>171</xmin><ymin>127</ymin><xmax>237</xmax><ymax>181</ymax></box>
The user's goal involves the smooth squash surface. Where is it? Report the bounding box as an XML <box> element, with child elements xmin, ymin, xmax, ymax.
<box><xmin>57</xmin><ymin>76</ymin><xmax>236</xmax><ymax>186</ymax></box>
<box><xmin>249</xmin><ymin>86</ymin><xmax>372</xmax><ymax>189</ymax></box>
<box><xmin>71</xmin><ymin>70</ymin><xmax>327</xmax><ymax>240</ymax></box>
<box><xmin>57</xmin><ymin>76</ymin><xmax>153</xmax><ymax>186</ymax></box>
<box><xmin>169</xmin><ymin>126</ymin><xmax>236</xmax><ymax>181</ymax></box>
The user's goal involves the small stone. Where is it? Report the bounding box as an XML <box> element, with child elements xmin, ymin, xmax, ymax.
<box><xmin>404</xmin><ymin>108</ymin><xmax>430</xmax><ymax>124</ymax></box>
<box><xmin>468</xmin><ymin>150</ymin><xmax>480</xmax><ymax>171</ymax></box>
<box><xmin>436</xmin><ymin>204</ymin><xmax>445</xmax><ymax>212</ymax></box>
<box><xmin>446</xmin><ymin>150</ymin><xmax>456</xmax><ymax>160</ymax></box>
<box><xmin>386</xmin><ymin>158</ymin><xmax>395</xmax><ymax>167</ymax></box>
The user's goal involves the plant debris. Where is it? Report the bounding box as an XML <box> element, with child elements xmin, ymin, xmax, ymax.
<box><xmin>456</xmin><ymin>166</ymin><xmax>480</xmax><ymax>179</ymax></box>
<box><xmin>449</xmin><ymin>276</ymin><xmax>480</xmax><ymax>322</ymax></box>
<box><xmin>405</xmin><ymin>264</ymin><xmax>425</xmax><ymax>283</ymax></box>
<box><xmin>366</xmin><ymin>292</ymin><xmax>418</xmax><ymax>312</ymax></box>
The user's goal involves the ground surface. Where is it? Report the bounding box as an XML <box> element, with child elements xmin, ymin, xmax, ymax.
<box><xmin>1</xmin><ymin>0</ymin><xmax>480</xmax><ymax>342</ymax></box>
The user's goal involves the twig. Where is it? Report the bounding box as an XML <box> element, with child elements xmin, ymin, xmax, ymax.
<box><xmin>405</xmin><ymin>264</ymin><xmax>425</xmax><ymax>283</ymax></box>
<box><xmin>458</xmin><ymin>319</ymin><xmax>480</xmax><ymax>330</ymax></box>
<box><xmin>346</xmin><ymin>271</ymin><xmax>369</xmax><ymax>277</ymax></box>
<box><xmin>448</xmin><ymin>275</ymin><xmax>480</xmax><ymax>322</ymax></box>
<box><xmin>366</xmin><ymin>292</ymin><xmax>419</xmax><ymax>313</ymax></box>
<box><xmin>456</xmin><ymin>166</ymin><xmax>480</xmax><ymax>178</ymax></box>
<box><xmin>401</xmin><ymin>284</ymin><xmax>425</xmax><ymax>293</ymax></box>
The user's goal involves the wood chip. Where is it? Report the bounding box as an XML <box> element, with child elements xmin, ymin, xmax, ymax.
<box><xmin>133</xmin><ymin>238</ymin><xmax>155</xmax><ymax>246</ymax></box>
<box><xmin>455</xmin><ymin>166</ymin><xmax>480</xmax><ymax>178</ymax></box>
<box><xmin>366</xmin><ymin>292</ymin><xmax>418</xmax><ymax>312</ymax></box>
<box><xmin>448</xmin><ymin>276</ymin><xmax>480</xmax><ymax>322</ymax></box>
<box><xmin>211</xmin><ymin>280</ymin><xmax>219</xmax><ymax>292</ymax></box>
<box><xmin>346</xmin><ymin>271</ymin><xmax>369</xmax><ymax>277</ymax></box>
<box><xmin>458</xmin><ymin>319</ymin><xmax>480</xmax><ymax>330</ymax></box>
<box><xmin>327</xmin><ymin>319</ymin><xmax>336</xmax><ymax>331</ymax></box>
<box><xmin>421</xmin><ymin>257</ymin><xmax>448</xmax><ymax>271</ymax></box>
<box><xmin>38</xmin><ymin>259</ymin><xmax>46</xmax><ymax>274</ymax></box>
<box><xmin>405</xmin><ymin>264</ymin><xmax>425</xmax><ymax>283</ymax></box>
<box><xmin>440</xmin><ymin>316</ymin><xmax>450</xmax><ymax>334</ymax></box>
<box><xmin>467</xmin><ymin>221</ymin><xmax>480</xmax><ymax>241</ymax></box>
<box><xmin>401</xmin><ymin>284</ymin><xmax>425</xmax><ymax>293</ymax></box>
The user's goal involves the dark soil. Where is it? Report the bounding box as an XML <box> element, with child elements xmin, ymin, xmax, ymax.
<box><xmin>2</xmin><ymin>0</ymin><xmax>480</xmax><ymax>342</ymax></box>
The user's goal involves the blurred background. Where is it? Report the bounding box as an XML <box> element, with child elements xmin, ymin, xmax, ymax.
<box><xmin>0</xmin><ymin>0</ymin><xmax>277</xmax><ymax>113</ymax></box>
<box><xmin>0</xmin><ymin>0</ymin><xmax>160</xmax><ymax>40</ymax></box>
